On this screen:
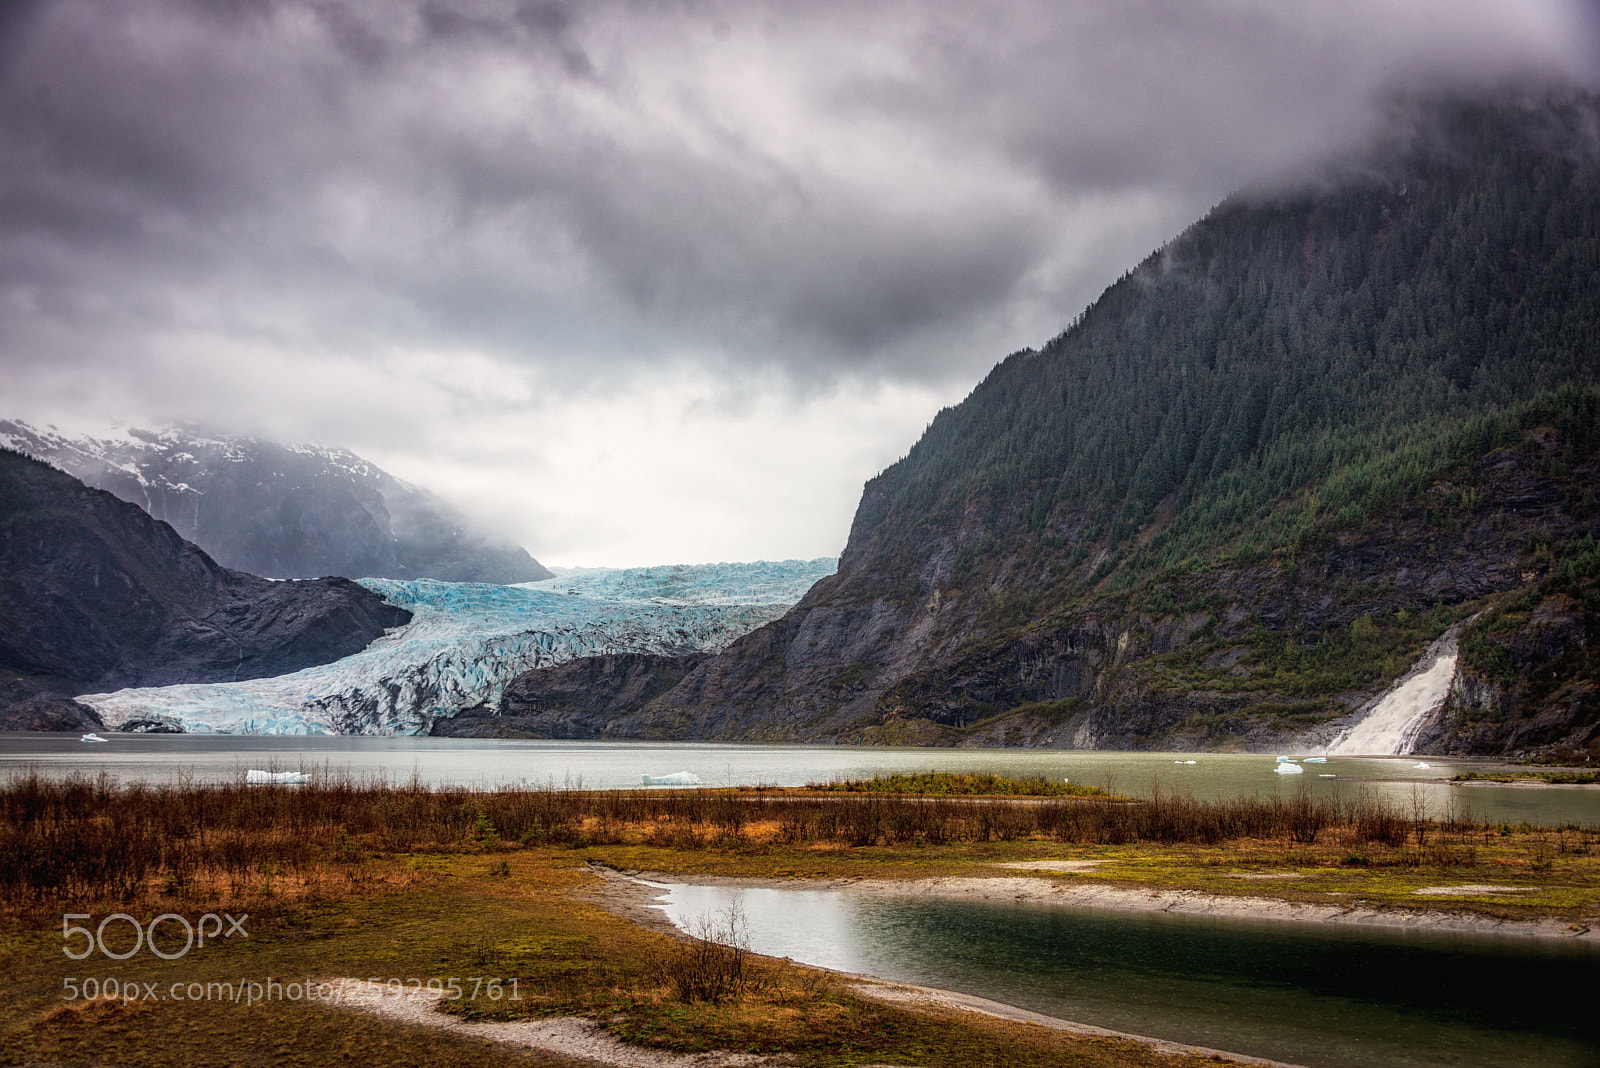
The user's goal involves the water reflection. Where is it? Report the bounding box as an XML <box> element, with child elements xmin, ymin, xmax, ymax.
<box><xmin>654</xmin><ymin>883</ymin><xmax>1600</xmax><ymax>1068</ymax></box>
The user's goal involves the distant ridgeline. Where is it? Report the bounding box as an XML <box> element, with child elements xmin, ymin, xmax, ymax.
<box><xmin>0</xmin><ymin>448</ymin><xmax>412</xmax><ymax>731</ymax></box>
<box><xmin>0</xmin><ymin>422</ymin><xmax>552</xmax><ymax>584</ymax></box>
<box><xmin>582</xmin><ymin>90</ymin><xmax>1600</xmax><ymax>758</ymax></box>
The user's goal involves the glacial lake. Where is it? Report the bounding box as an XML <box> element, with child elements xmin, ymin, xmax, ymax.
<box><xmin>652</xmin><ymin>882</ymin><xmax>1599</xmax><ymax>1068</ymax></box>
<box><xmin>2</xmin><ymin>736</ymin><xmax>1597</xmax><ymax>827</ymax></box>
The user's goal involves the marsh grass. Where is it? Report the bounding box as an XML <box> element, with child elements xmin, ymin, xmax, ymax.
<box><xmin>814</xmin><ymin>770</ymin><xmax>1103</xmax><ymax>797</ymax></box>
<box><xmin>0</xmin><ymin>844</ymin><xmax>1241</xmax><ymax>1068</ymax></box>
<box><xmin>3</xmin><ymin>769</ymin><xmax>1583</xmax><ymax>918</ymax></box>
<box><xmin>1453</xmin><ymin>771</ymin><xmax>1600</xmax><ymax>785</ymax></box>
<box><xmin>654</xmin><ymin>899</ymin><xmax>753</xmax><ymax>1004</ymax></box>
<box><xmin>2</xmin><ymin>772</ymin><xmax>1596</xmax><ymax>1067</ymax></box>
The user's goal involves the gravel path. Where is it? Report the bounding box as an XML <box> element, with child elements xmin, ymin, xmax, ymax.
<box><xmin>325</xmin><ymin>979</ymin><xmax>769</xmax><ymax>1067</ymax></box>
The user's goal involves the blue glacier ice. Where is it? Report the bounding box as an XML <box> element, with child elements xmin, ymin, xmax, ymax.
<box><xmin>80</xmin><ymin>558</ymin><xmax>837</xmax><ymax>736</ymax></box>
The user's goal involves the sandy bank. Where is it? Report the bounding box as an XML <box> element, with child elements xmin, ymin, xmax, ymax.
<box><xmin>848</xmin><ymin>982</ymin><xmax>1307</xmax><ymax>1068</ymax></box>
<box><xmin>324</xmin><ymin>970</ymin><xmax>1308</xmax><ymax>1068</ymax></box>
<box><xmin>1451</xmin><ymin>779</ymin><xmax>1600</xmax><ymax>789</ymax></box>
<box><xmin>324</xmin><ymin>978</ymin><xmax>765</xmax><ymax>1067</ymax></box>
<box><xmin>598</xmin><ymin>865</ymin><xmax>1597</xmax><ymax>941</ymax></box>
<box><xmin>580</xmin><ymin>866</ymin><xmax>1309</xmax><ymax>1068</ymax></box>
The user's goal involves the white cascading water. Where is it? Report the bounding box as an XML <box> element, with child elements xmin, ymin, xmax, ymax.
<box><xmin>1325</xmin><ymin>623</ymin><xmax>1466</xmax><ymax>756</ymax></box>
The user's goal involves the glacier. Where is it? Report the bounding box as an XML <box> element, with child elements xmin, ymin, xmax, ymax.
<box><xmin>80</xmin><ymin>559</ymin><xmax>837</xmax><ymax>736</ymax></box>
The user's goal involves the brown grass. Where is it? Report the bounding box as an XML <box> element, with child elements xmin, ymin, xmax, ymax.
<box><xmin>3</xmin><ymin>770</ymin><xmax>1590</xmax><ymax>919</ymax></box>
<box><xmin>1</xmin><ymin>772</ymin><xmax>1596</xmax><ymax>1066</ymax></box>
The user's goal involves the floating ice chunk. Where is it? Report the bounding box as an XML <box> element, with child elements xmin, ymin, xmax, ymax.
<box><xmin>1412</xmin><ymin>762</ymin><xmax>1432</xmax><ymax>770</ymax></box>
<box><xmin>1184</xmin><ymin>760</ymin><xmax>1197</xmax><ymax>765</ymax></box>
<box><xmin>642</xmin><ymin>772</ymin><xmax>701</xmax><ymax>786</ymax></box>
<box><xmin>1303</xmin><ymin>757</ymin><xmax>1327</xmax><ymax>763</ymax></box>
<box><xmin>1275</xmin><ymin>755</ymin><xmax>1295</xmax><ymax>762</ymax></box>
<box><xmin>1274</xmin><ymin>763</ymin><xmax>1305</xmax><ymax>775</ymax></box>
<box><xmin>1319</xmin><ymin>774</ymin><xmax>1337</xmax><ymax>778</ymax></box>
<box><xmin>246</xmin><ymin>769</ymin><xmax>309</xmax><ymax>785</ymax></box>
<box><xmin>79</xmin><ymin>733</ymin><xmax>107</xmax><ymax>743</ymax></box>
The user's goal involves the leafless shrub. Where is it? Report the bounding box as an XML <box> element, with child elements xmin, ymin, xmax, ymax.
<box><xmin>656</xmin><ymin>899</ymin><xmax>752</xmax><ymax>1004</ymax></box>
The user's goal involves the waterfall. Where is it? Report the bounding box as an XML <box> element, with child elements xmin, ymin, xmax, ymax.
<box><xmin>1325</xmin><ymin>622</ymin><xmax>1468</xmax><ymax>756</ymax></box>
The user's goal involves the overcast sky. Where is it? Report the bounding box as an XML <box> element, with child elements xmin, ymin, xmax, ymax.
<box><xmin>2</xmin><ymin>1</ymin><xmax>1596</xmax><ymax>566</ymax></box>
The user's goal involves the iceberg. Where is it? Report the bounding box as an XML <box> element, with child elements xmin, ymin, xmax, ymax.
<box><xmin>1303</xmin><ymin>757</ymin><xmax>1327</xmax><ymax>763</ymax></box>
<box><xmin>78</xmin><ymin>559</ymin><xmax>837</xmax><ymax>735</ymax></box>
<box><xmin>1274</xmin><ymin>762</ymin><xmax>1305</xmax><ymax>775</ymax></box>
<box><xmin>79</xmin><ymin>733</ymin><xmax>107</xmax><ymax>743</ymax></box>
<box><xmin>246</xmin><ymin>770</ymin><xmax>309</xmax><ymax>785</ymax></box>
<box><xmin>642</xmin><ymin>772</ymin><xmax>702</xmax><ymax>786</ymax></box>
<box><xmin>1412</xmin><ymin>762</ymin><xmax>1432</xmax><ymax>770</ymax></box>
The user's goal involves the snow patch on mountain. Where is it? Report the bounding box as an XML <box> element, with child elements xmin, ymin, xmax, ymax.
<box><xmin>0</xmin><ymin>419</ymin><xmax>551</xmax><ymax>583</ymax></box>
<box><xmin>78</xmin><ymin>559</ymin><xmax>837</xmax><ymax>735</ymax></box>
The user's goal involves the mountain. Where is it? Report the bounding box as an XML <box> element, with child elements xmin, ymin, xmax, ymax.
<box><xmin>582</xmin><ymin>91</ymin><xmax>1600</xmax><ymax>759</ymax></box>
<box><xmin>436</xmin><ymin>652</ymin><xmax>711</xmax><ymax>739</ymax></box>
<box><xmin>75</xmin><ymin>559</ymin><xmax>836</xmax><ymax>735</ymax></box>
<box><xmin>0</xmin><ymin>448</ymin><xmax>412</xmax><ymax>730</ymax></box>
<box><xmin>0</xmin><ymin>422</ymin><xmax>553</xmax><ymax>584</ymax></box>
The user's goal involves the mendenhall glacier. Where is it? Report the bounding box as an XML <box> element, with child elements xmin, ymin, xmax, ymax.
<box><xmin>78</xmin><ymin>559</ymin><xmax>837</xmax><ymax>735</ymax></box>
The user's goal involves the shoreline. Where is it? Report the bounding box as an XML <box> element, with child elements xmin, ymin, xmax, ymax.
<box><xmin>595</xmin><ymin>864</ymin><xmax>1598</xmax><ymax>942</ymax></box>
<box><xmin>582</xmin><ymin>866</ymin><xmax>1310</xmax><ymax>1068</ymax></box>
<box><xmin>326</xmin><ymin>971</ymin><xmax>1310</xmax><ymax>1068</ymax></box>
<box><xmin>1451</xmin><ymin>778</ymin><xmax>1600</xmax><ymax>789</ymax></box>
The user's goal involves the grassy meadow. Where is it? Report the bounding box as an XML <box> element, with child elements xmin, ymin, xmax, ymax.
<box><xmin>1</xmin><ymin>771</ymin><xmax>1596</xmax><ymax>1067</ymax></box>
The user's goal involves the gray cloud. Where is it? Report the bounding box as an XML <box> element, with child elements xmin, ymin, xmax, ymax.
<box><xmin>5</xmin><ymin>1</ymin><xmax>1593</xmax><ymax>390</ymax></box>
<box><xmin>0</xmin><ymin>0</ymin><xmax>1595</xmax><ymax>562</ymax></box>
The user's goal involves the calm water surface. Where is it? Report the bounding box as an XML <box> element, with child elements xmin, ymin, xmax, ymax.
<box><xmin>653</xmin><ymin>883</ymin><xmax>1600</xmax><ymax>1068</ymax></box>
<box><xmin>1</xmin><ymin>735</ymin><xmax>1596</xmax><ymax>826</ymax></box>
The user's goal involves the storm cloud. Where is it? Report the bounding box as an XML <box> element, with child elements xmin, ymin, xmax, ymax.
<box><xmin>1</xmin><ymin>0</ymin><xmax>1595</xmax><ymax>564</ymax></box>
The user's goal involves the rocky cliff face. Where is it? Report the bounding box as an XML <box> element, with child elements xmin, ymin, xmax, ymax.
<box><xmin>434</xmin><ymin>652</ymin><xmax>710</xmax><ymax>738</ymax></box>
<box><xmin>599</xmin><ymin>427</ymin><xmax>1598</xmax><ymax>754</ymax></box>
<box><xmin>0</xmin><ymin>449</ymin><xmax>412</xmax><ymax>728</ymax></box>
<box><xmin>0</xmin><ymin>422</ymin><xmax>552</xmax><ymax>583</ymax></box>
<box><xmin>1430</xmin><ymin>585</ymin><xmax>1598</xmax><ymax>759</ymax></box>
<box><xmin>72</xmin><ymin>559</ymin><xmax>836</xmax><ymax>735</ymax></box>
<box><xmin>575</xmin><ymin>93</ymin><xmax>1600</xmax><ymax>758</ymax></box>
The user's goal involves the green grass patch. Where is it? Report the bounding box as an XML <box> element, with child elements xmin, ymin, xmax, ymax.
<box><xmin>811</xmin><ymin>771</ymin><xmax>1105</xmax><ymax>797</ymax></box>
<box><xmin>1453</xmin><ymin>771</ymin><xmax>1600</xmax><ymax>785</ymax></box>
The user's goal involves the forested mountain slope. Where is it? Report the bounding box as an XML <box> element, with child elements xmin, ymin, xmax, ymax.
<box><xmin>601</xmin><ymin>90</ymin><xmax>1600</xmax><ymax>757</ymax></box>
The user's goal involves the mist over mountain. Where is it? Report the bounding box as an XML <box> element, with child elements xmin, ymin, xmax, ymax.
<box><xmin>556</xmin><ymin>90</ymin><xmax>1600</xmax><ymax>758</ymax></box>
<box><xmin>0</xmin><ymin>423</ymin><xmax>553</xmax><ymax>584</ymax></box>
<box><xmin>0</xmin><ymin>449</ymin><xmax>412</xmax><ymax>730</ymax></box>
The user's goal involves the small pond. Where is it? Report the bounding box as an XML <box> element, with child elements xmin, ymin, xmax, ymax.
<box><xmin>653</xmin><ymin>882</ymin><xmax>1599</xmax><ymax>1068</ymax></box>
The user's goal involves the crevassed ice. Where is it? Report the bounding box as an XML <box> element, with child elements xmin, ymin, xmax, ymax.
<box><xmin>80</xmin><ymin>558</ymin><xmax>837</xmax><ymax>736</ymax></box>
